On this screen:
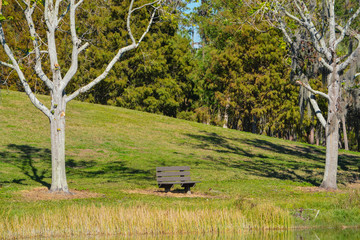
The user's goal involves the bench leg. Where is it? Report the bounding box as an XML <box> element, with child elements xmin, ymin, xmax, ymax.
<box><xmin>184</xmin><ymin>186</ymin><xmax>191</xmax><ymax>195</ymax></box>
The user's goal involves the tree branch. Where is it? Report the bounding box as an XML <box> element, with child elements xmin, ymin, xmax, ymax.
<box><xmin>74</xmin><ymin>0</ymin><xmax>84</xmax><ymax>9</ymax></box>
<box><xmin>60</xmin><ymin>0</ymin><xmax>81</xmax><ymax>91</ymax></box>
<box><xmin>296</xmin><ymin>80</ymin><xmax>330</xmax><ymax>100</ymax></box>
<box><xmin>308</xmin><ymin>92</ymin><xmax>326</xmax><ymax>128</ymax></box>
<box><xmin>0</xmin><ymin>23</ymin><xmax>52</xmax><ymax>119</ymax></box>
<box><xmin>127</xmin><ymin>0</ymin><xmax>137</xmax><ymax>44</ymax></box>
<box><xmin>137</xmin><ymin>5</ymin><xmax>159</xmax><ymax>44</ymax></box>
<box><xmin>58</xmin><ymin>3</ymin><xmax>70</xmax><ymax>23</ymax></box>
<box><xmin>24</xmin><ymin>3</ymin><xmax>54</xmax><ymax>90</ymax></box>
<box><xmin>130</xmin><ymin>0</ymin><xmax>160</xmax><ymax>13</ymax></box>
<box><xmin>65</xmin><ymin>0</ymin><xmax>162</xmax><ymax>101</ymax></box>
<box><xmin>336</xmin><ymin>26</ymin><xmax>360</xmax><ymax>72</ymax></box>
<box><xmin>0</xmin><ymin>61</ymin><xmax>15</xmax><ymax>69</ymax></box>
<box><xmin>65</xmin><ymin>44</ymin><xmax>138</xmax><ymax>103</ymax></box>
<box><xmin>319</xmin><ymin>57</ymin><xmax>333</xmax><ymax>72</ymax></box>
<box><xmin>335</xmin><ymin>6</ymin><xmax>360</xmax><ymax>48</ymax></box>
<box><xmin>280</xmin><ymin>2</ymin><xmax>331</xmax><ymax>60</ymax></box>
<box><xmin>78</xmin><ymin>42</ymin><xmax>89</xmax><ymax>53</ymax></box>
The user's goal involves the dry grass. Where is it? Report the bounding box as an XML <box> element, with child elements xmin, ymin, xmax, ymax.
<box><xmin>18</xmin><ymin>187</ymin><xmax>104</xmax><ymax>201</ymax></box>
<box><xmin>0</xmin><ymin>204</ymin><xmax>292</xmax><ymax>239</ymax></box>
<box><xmin>123</xmin><ymin>189</ymin><xmax>223</xmax><ymax>198</ymax></box>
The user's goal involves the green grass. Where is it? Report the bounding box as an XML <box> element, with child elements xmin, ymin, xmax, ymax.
<box><xmin>1</xmin><ymin>90</ymin><xmax>360</xmax><ymax>238</ymax></box>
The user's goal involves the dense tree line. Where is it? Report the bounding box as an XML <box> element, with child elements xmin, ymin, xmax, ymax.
<box><xmin>2</xmin><ymin>0</ymin><xmax>360</xmax><ymax>152</ymax></box>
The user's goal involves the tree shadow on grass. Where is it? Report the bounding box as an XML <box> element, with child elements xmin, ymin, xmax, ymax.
<box><xmin>0</xmin><ymin>144</ymin><xmax>154</xmax><ymax>188</ymax></box>
<box><xmin>75</xmin><ymin>160</ymin><xmax>154</xmax><ymax>182</ymax></box>
<box><xmin>0</xmin><ymin>144</ymin><xmax>51</xmax><ymax>188</ymax></box>
<box><xmin>184</xmin><ymin>131</ymin><xmax>360</xmax><ymax>185</ymax></box>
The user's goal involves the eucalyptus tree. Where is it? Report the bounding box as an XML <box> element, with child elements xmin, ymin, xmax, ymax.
<box><xmin>254</xmin><ymin>0</ymin><xmax>360</xmax><ymax>189</ymax></box>
<box><xmin>0</xmin><ymin>0</ymin><xmax>165</xmax><ymax>193</ymax></box>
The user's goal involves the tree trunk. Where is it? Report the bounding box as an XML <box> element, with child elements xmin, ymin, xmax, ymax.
<box><xmin>308</xmin><ymin>126</ymin><xmax>315</xmax><ymax>144</ymax></box>
<box><xmin>320</xmin><ymin>119</ymin><xmax>339</xmax><ymax>189</ymax></box>
<box><xmin>342</xmin><ymin>115</ymin><xmax>349</xmax><ymax>150</ymax></box>
<box><xmin>320</xmin><ymin>72</ymin><xmax>340</xmax><ymax>190</ymax></box>
<box><xmin>49</xmin><ymin>93</ymin><xmax>69</xmax><ymax>193</ymax></box>
<box><xmin>252</xmin><ymin>116</ymin><xmax>257</xmax><ymax>134</ymax></box>
<box><xmin>316</xmin><ymin>127</ymin><xmax>320</xmax><ymax>146</ymax></box>
<box><xmin>223</xmin><ymin>98</ymin><xmax>230</xmax><ymax>128</ymax></box>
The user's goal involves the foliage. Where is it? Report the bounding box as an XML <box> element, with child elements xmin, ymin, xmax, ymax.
<box><xmin>191</xmin><ymin>0</ymin><xmax>314</xmax><ymax>140</ymax></box>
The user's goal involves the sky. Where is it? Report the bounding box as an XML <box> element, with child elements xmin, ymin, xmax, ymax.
<box><xmin>186</xmin><ymin>1</ymin><xmax>202</xmax><ymax>44</ymax></box>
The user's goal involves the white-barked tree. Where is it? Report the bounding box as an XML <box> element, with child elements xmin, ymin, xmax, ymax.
<box><xmin>0</xmin><ymin>0</ymin><xmax>165</xmax><ymax>193</ymax></box>
<box><xmin>254</xmin><ymin>0</ymin><xmax>360</xmax><ymax>189</ymax></box>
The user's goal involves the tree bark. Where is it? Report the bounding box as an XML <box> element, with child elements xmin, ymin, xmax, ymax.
<box><xmin>50</xmin><ymin>116</ymin><xmax>69</xmax><ymax>192</ymax></box>
<box><xmin>308</xmin><ymin>126</ymin><xmax>315</xmax><ymax>144</ymax></box>
<box><xmin>320</xmin><ymin>119</ymin><xmax>339</xmax><ymax>189</ymax></box>
<box><xmin>320</xmin><ymin>72</ymin><xmax>341</xmax><ymax>189</ymax></box>
<box><xmin>342</xmin><ymin>115</ymin><xmax>349</xmax><ymax>150</ymax></box>
<box><xmin>223</xmin><ymin>97</ymin><xmax>230</xmax><ymax>128</ymax></box>
<box><xmin>49</xmin><ymin>91</ymin><xmax>69</xmax><ymax>193</ymax></box>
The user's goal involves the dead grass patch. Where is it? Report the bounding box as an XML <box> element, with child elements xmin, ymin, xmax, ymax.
<box><xmin>19</xmin><ymin>187</ymin><xmax>104</xmax><ymax>201</ymax></box>
<box><xmin>346</xmin><ymin>181</ymin><xmax>360</xmax><ymax>189</ymax></box>
<box><xmin>295</xmin><ymin>186</ymin><xmax>339</xmax><ymax>193</ymax></box>
<box><xmin>124</xmin><ymin>189</ymin><xmax>223</xmax><ymax>198</ymax></box>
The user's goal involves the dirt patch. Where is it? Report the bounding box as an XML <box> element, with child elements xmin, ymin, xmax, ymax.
<box><xmin>295</xmin><ymin>186</ymin><xmax>339</xmax><ymax>193</ymax></box>
<box><xmin>346</xmin><ymin>182</ymin><xmax>360</xmax><ymax>189</ymax></box>
<box><xmin>19</xmin><ymin>187</ymin><xmax>104</xmax><ymax>201</ymax></box>
<box><xmin>124</xmin><ymin>189</ymin><xmax>222</xmax><ymax>198</ymax></box>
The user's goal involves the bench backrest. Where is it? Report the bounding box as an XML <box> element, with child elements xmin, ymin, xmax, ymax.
<box><xmin>156</xmin><ymin>166</ymin><xmax>191</xmax><ymax>183</ymax></box>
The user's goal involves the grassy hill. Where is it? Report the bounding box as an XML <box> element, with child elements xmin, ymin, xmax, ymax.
<box><xmin>1</xmin><ymin>90</ymin><xmax>360</xmax><ymax>238</ymax></box>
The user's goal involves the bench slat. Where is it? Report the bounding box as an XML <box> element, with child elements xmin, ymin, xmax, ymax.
<box><xmin>156</xmin><ymin>166</ymin><xmax>190</xmax><ymax>171</ymax></box>
<box><xmin>157</xmin><ymin>176</ymin><xmax>191</xmax><ymax>182</ymax></box>
<box><xmin>158</xmin><ymin>181</ymin><xmax>200</xmax><ymax>185</ymax></box>
<box><xmin>156</xmin><ymin>171</ymin><xmax>190</xmax><ymax>177</ymax></box>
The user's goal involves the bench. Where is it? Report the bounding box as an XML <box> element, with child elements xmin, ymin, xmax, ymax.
<box><xmin>156</xmin><ymin>166</ymin><xmax>201</xmax><ymax>194</ymax></box>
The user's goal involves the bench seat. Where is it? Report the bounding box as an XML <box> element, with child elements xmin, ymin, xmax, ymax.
<box><xmin>156</xmin><ymin>166</ymin><xmax>201</xmax><ymax>194</ymax></box>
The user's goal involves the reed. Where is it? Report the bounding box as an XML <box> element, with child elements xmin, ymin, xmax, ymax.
<box><xmin>0</xmin><ymin>203</ymin><xmax>292</xmax><ymax>239</ymax></box>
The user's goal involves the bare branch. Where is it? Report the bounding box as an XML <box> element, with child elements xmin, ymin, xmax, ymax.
<box><xmin>60</xmin><ymin>0</ymin><xmax>81</xmax><ymax>91</ymax></box>
<box><xmin>58</xmin><ymin>3</ymin><xmax>70</xmax><ymax>23</ymax></box>
<box><xmin>336</xmin><ymin>26</ymin><xmax>360</xmax><ymax>72</ymax></box>
<box><xmin>308</xmin><ymin>92</ymin><xmax>326</xmax><ymax>128</ymax></box>
<box><xmin>138</xmin><ymin>5</ymin><xmax>160</xmax><ymax>44</ymax></box>
<box><xmin>0</xmin><ymin>61</ymin><xmax>15</xmax><ymax>69</ymax></box>
<box><xmin>130</xmin><ymin>0</ymin><xmax>160</xmax><ymax>13</ymax></box>
<box><xmin>283</xmin><ymin>9</ymin><xmax>303</xmax><ymax>24</ymax></box>
<box><xmin>24</xmin><ymin>3</ymin><xmax>53</xmax><ymax>89</ymax></box>
<box><xmin>319</xmin><ymin>57</ymin><xmax>333</xmax><ymax>72</ymax></box>
<box><xmin>338</xmin><ymin>46</ymin><xmax>360</xmax><ymax>72</ymax></box>
<box><xmin>278</xmin><ymin>2</ymin><xmax>331</xmax><ymax>60</ymax></box>
<box><xmin>296</xmin><ymin>80</ymin><xmax>330</xmax><ymax>100</ymax></box>
<box><xmin>78</xmin><ymin>42</ymin><xmax>89</xmax><ymax>53</ymax></box>
<box><xmin>65</xmin><ymin>44</ymin><xmax>138</xmax><ymax>103</ymax></box>
<box><xmin>74</xmin><ymin>0</ymin><xmax>84</xmax><ymax>9</ymax></box>
<box><xmin>335</xmin><ymin>7</ymin><xmax>360</xmax><ymax>49</ymax></box>
<box><xmin>0</xmin><ymin>23</ymin><xmax>51</xmax><ymax>118</ymax></box>
<box><xmin>127</xmin><ymin>0</ymin><xmax>137</xmax><ymax>44</ymax></box>
<box><xmin>65</xmin><ymin>0</ymin><xmax>162</xmax><ymax>100</ymax></box>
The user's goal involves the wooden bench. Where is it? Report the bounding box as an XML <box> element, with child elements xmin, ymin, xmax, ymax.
<box><xmin>156</xmin><ymin>166</ymin><xmax>201</xmax><ymax>194</ymax></box>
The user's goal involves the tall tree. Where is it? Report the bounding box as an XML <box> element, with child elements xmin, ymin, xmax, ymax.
<box><xmin>254</xmin><ymin>0</ymin><xmax>360</xmax><ymax>189</ymax></box>
<box><xmin>193</xmin><ymin>0</ymin><xmax>304</xmax><ymax>138</ymax></box>
<box><xmin>0</xmin><ymin>0</ymin><xmax>165</xmax><ymax>193</ymax></box>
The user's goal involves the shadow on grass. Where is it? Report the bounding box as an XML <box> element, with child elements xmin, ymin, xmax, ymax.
<box><xmin>0</xmin><ymin>144</ymin><xmax>51</xmax><ymax>188</ymax></box>
<box><xmin>75</xmin><ymin>160</ymin><xmax>154</xmax><ymax>182</ymax></box>
<box><xmin>185</xmin><ymin>131</ymin><xmax>360</xmax><ymax>185</ymax></box>
<box><xmin>1</xmin><ymin>144</ymin><xmax>154</xmax><ymax>186</ymax></box>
